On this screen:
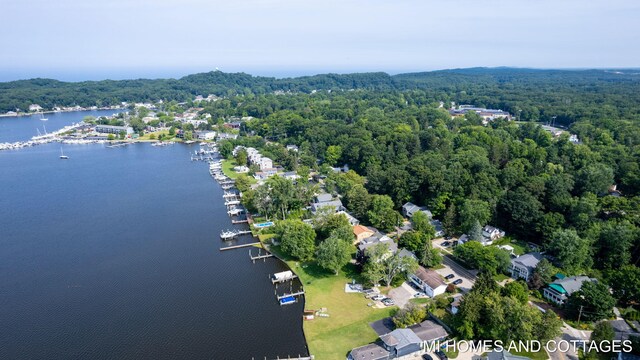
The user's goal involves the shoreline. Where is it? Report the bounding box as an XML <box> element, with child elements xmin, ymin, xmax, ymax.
<box><xmin>0</xmin><ymin>107</ymin><xmax>125</xmax><ymax>118</ymax></box>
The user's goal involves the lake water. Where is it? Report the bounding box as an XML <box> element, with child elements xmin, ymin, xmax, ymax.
<box><xmin>0</xmin><ymin>114</ymin><xmax>307</xmax><ymax>359</ymax></box>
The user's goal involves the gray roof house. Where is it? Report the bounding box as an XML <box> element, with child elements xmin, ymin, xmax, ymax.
<box><xmin>379</xmin><ymin>328</ymin><xmax>423</xmax><ymax>358</ymax></box>
<box><xmin>409</xmin><ymin>266</ymin><xmax>447</xmax><ymax>298</ymax></box>
<box><xmin>409</xmin><ymin>319</ymin><xmax>448</xmax><ymax>343</ymax></box>
<box><xmin>482</xmin><ymin>225</ymin><xmax>505</xmax><ymax>244</ymax></box>
<box><xmin>431</xmin><ymin>219</ymin><xmax>445</xmax><ymax>237</ymax></box>
<box><xmin>348</xmin><ymin>342</ymin><xmax>390</xmax><ymax>360</ymax></box>
<box><xmin>402</xmin><ymin>202</ymin><xmax>433</xmax><ymax>219</ymax></box>
<box><xmin>543</xmin><ymin>276</ymin><xmax>595</xmax><ymax>305</ymax></box>
<box><xmin>486</xmin><ymin>350</ymin><xmax>532</xmax><ymax>360</ymax></box>
<box><xmin>310</xmin><ymin>193</ymin><xmax>344</xmax><ymax>214</ymax></box>
<box><xmin>510</xmin><ymin>252</ymin><xmax>543</xmax><ymax>281</ymax></box>
<box><xmin>358</xmin><ymin>233</ymin><xmax>398</xmax><ymax>257</ymax></box>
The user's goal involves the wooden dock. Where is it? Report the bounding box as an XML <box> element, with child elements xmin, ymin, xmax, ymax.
<box><xmin>232</xmin><ymin>219</ymin><xmax>249</xmax><ymax>224</ymax></box>
<box><xmin>220</xmin><ymin>242</ymin><xmax>261</xmax><ymax>251</ymax></box>
<box><xmin>276</xmin><ymin>290</ymin><xmax>305</xmax><ymax>301</ymax></box>
<box><xmin>250</xmin><ymin>249</ymin><xmax>274</xmax><ymax>262</ymax></box>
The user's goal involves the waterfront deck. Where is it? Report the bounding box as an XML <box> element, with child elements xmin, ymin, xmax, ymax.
<box><xmin>220</xmin><ymin>242</ymin><xmax>261</xmax><ymax>251</ymax></box>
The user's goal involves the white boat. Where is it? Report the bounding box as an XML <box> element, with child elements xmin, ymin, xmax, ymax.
<box><xmin>39</xmin><ymin>112</ymin><xmax>48</xmax><ymax>121</ymax></box>
<box><xmin>59</xmin><ymin>148</ymin><xmax>69</xmax><ymax>159</ymax></box>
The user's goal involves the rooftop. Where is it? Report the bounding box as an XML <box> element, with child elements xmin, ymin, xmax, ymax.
<box><xmin>414</xmin><ymin>266</ymin><xmax>446</xmax><ymax>289</ymax></box>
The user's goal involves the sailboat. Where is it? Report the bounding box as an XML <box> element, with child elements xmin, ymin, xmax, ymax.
<box><xmin>39</xmin><ymin>112</ymin><xmax>48</xmax><ymax>121</ymax></box>
<box><xmin>59</xmin><ymin>148</ymin><xmax>69</xmax><ymax>159</ymax></box>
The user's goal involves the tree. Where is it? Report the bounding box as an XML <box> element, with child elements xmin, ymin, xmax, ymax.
<box><xmin>107</xmin><ymin>133</ymin><xmax>115</xmax><ymax>141</ymax></box>
<box><xmin>168</xmin><ymin>126</ymin><xmax>176</xmax><ymax>136</ymax></box>
<box><xmin>367</xmin><ymin>195</ymin><xmax>400</xmax><ymax>232</ymax></box>
<box><xmin>235</xmin><ymin>173</ymin><xmax>253</xmax><ymax>193</ymax></box>
<box><xmin>608</xmin><ymin>265</ymin><xmax>640</xmax><ymax>306</ymax></box>
<box><xmin>219</xmin><ymin>141</ymin><xmax>234</xmax><ymax>158</ymax></box>
<box><xmin>277</xmin><ymin>220</ymin><xmax>316</xmax><ymax>261</ymax></box>
<box><xmin>590</xmin><ymin>322</ymin><xmax>615</xmax><ymax>351</ymax></box>
<box><xmin>118</xmin><ymin>130</ymin><xmax>126</xmax><ymax>140</ymax></box>
<box><xmin>576</xmin><ymin>163</ymin><xmax>614</xmax><ymax>195</ymax></box>
<box><xmin>325</xmin><ymin>145</ymin><xmax>342</xmax><ymax>166</ymax></box>
<box><xmin>183</xmin><ymin>130</ymin><xmax>193</xmax><ymax>141</ymax></box>
<box><xmin>420</xmin><ymin>240</ymin><xmax>442</xmax><ymax>268</ymax></box>
<box><xmin>235</xmin><ymin>148</ymin><xmax>248</xmax><ymax>166</ymax></box>
<box><xmin>459</xmin><ymin>199</ymin><xmax>491</xmax><ymax>233</ymax></box>
<box><xmin>502</xmin><ymin>281</ymin><xmax>529</xmax><ymax>305</ymax></box>
<box><xmin>411</xmin><ymin>211</ymin><xmax>432</xmax><ymax>234</ymax></box>
<box><xmin>472</xmin><ymin>271</ymin><xmax>499</xmax><ymax>295</ymax></box>
<box><xmin>393</xmin><ymin>303</ymin><xmax>426</xmax><ymax>328</ymax></box>
<box><xmin>528</xmin><ymin>258</ymin><xmax>557</xmax><ymax>289</ymax></box>
<box><xmin>344</xmin><ymin>184</ymin><xmax>371</xmax><ymax>220</ymax></box>
<box><xmin>363</xmin><ymin>243</ymin><xmax>418</xmax><ymax>286</ymax></box>
<box><xmin>595</xmin><ymin>220</ymin><xmax>637</xmax><ymax>270</ymax></box>
<box><xmin>316</xmin><ymin>236</ymin><xmax>352</xmax><ymax>274</ymax></box>
<box><xmin>297</xmin><ymin>165</ymin><xmax>310</xmax><ymax>180</ymax></box>
<box><xmin>546</xmin><ymin>229</ymin><xmax>592</xmax><ymax>274</ymax></box>
<box><xmin>442</xmin><ymin>203</ymin><xmax>458</xmax><ymax>235</ymax></box>
<box><xmin>399</xmin><ymin>231</ymin><xmax>427</xmax><ymax>253</ymax></box>
<box><xmin>566</xmin><ymin>281</ymin><xmax>615</xmax><ymax>322</ymax></box>
<box><xmin>469</xmin><ymin>220</ymin><xmax>483</xmax><ymax>242</ymax></box>
<box><xmin>315</xmin><ymin>212</ymin><xmax>352</xmax><ymax>241</ymax></box>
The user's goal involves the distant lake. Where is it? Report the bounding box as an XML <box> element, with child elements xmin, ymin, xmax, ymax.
<box><xmin>0</xmin><ymin>109</ymin><xmax>123</xmax><ymax>143</ymax></box>
<box><xmin>0</xmin><ymin>113</ymin><xmax>307</xmax><ymax>359</ymax></box>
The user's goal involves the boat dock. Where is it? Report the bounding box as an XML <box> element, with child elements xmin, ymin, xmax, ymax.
<box><xmin>232</xmin><ymin>219</ymin><xmax>249</xmax><ymax>224</ymax></box>
<box><xmin>220</xmin><ymin>242</ymin><xmax>261</xmax><ymax>251</ymax></box>
<box><xmin>220</xmin><ymin>229</ymin><xmax>252</xmax><ymax>240</ymax></box>
<box><xmin>271</xmin><ymin>270</ymin><xmax>298</xmax><ymax>284</ymax></box>
<box><xmin>276</xmin><ymin>289</ymin><xmax>305</xmax><ymax>304</ymax></box>
<box><xmin>250</xmin><ymin>249</ymin><xmax>274</xmax><ymax>262</ymax></box>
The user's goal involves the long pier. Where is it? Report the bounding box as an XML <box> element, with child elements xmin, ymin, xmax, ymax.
<box><xmin>276</xmin><ymin>290</ymin><xmax>305</xmax><ymax>301</ymax></box>
<box><xmin>232</xmin><ymin>219</ymin><xmax>249</xmax><ymax>224</ymax></box>
<box><xmin>220</xmin><ymin>242</ymin><xmax>261</xmax><ymax>251</ymax></box>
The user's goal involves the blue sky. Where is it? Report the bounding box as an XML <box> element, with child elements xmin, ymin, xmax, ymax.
<box><xmin>1</xmin><ymin>0</ymin><xmax>639</xmax><ymax>81</ymax></box>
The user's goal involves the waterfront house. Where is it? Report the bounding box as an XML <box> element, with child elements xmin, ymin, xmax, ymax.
<box><xmin>409</xmin><ymin>266</ymin><xmax>447</xmax><ymax>298</ymax></box>
<box><xmin>379</xmin><ymin>329</ymin><xmax>423</xmax><ymax>358</ymax></box>
<box><xmin>510</xmin><ymin>252</ymin><xmax>543</xmax><ymax>281</ymax></box>
<box><xmin>401</xmin><ymin>202</ymin><xmax>433</xmax><ymax>219</ymax></box>
<box><xmin>353</xmin><ymin>225</ymin><xmax>375</xmax><ymax>244</ymax></box>
<box><xmin>195</xmin><ymin>131</ymin><xmax>216</xmax><ymax>140</ymax></box>
<box><xmin>543</xmin><ymin>276</ymin><xmax>595</xmax><ymax>305</ymax></box>
<box><xmin>347</xmin><ymin>342</ymin><xmax>390</xmax><ymax>360</ymax></box>
<box><xmin>95</xmin><ymin>125</ymin><xmax>134</xmax><ymax>136</ymax></box>
<box><xmin>409</xmin><ymin>319</ymin><xmax>448</xmax><ymax>343</ymax></box>
<box><xmin>29</xmin><ymin>104</ymin><xmax>42</xmax><ymax>112</ymax></box>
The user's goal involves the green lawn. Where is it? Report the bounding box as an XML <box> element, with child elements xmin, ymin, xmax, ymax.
<box><xmin>512</xmin><ymin>349</ymin><xmax>549</xmax><ymax>360</ymax></box>
<box><xmin>493</xmin><ymin>273</ymin><xmax>510</xmax><ymax>282</ymax></box>
<box><xmin>221</xmin><ymin>159</ymin><xmax>239</xmax><ymax>179</ymax></box>
<box><xmin>492</xmin><ymin>237</ymin><xmax>528</xmax><ymax>255</ymax></box>
<box><xmin>267</xmin><ymin>245</ymin><xmax>396</xmax><ymax>359</ymax></box>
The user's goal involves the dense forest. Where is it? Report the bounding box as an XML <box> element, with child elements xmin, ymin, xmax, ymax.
<box><xmin>3</xmin><ymin>68</ymin><xmax>640</xmax><ymax>126</ymax></box>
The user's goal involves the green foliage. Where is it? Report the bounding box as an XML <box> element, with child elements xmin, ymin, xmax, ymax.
<box><xmin>344</xmin><ymin>184</ymin><xmax>371</xmax><ymax>220</ymax></box>
<box><xmin>607</xmin><ymin>265</ymin><xmax>640</xmax><ymax>307</ymax></box>
<box><xmin>469</xmin><ymin>220</ymin><xmax>483</xmax><ymax>242</ymax></box>
<box><xmin>546</xmin><ymin>229</ymin><xmax>592</xmax><ymax>275</ymax></box>
<box><xmin>420</xmin><ymin>241</ymin><xmax>442</xmax><ymax>268</ymax></box>
<box><xmin>362</xmin><ymin>243</ymin><xmax>419</xmax><ymax>286</ymax></box>
<box><xmin>454</xmin><ymin>242</ymin><xmax>510</xmax><ymax>275</ymax></box>
<box><xmin>528</xmin><ymin>258</ymin><xmax>557</xmax><ymax>289</ymax></box>
<box><xmin>316</xmin><ymin>236</ymin><xmax>352</xmax><ymax>275</ymax></box>
<box><xmin>590</xmin><ymin>321</ymin><xmax>615</xmax><ymax>348</ymax></box>
<box><xmin>399</xmin><ymin>231</ymin><xmax>428</xmax><ymax>253</ymax></box>
<box><xmin>235</xmin><ymin>148</ymin><xmax>248</xmax><ymax>166</ymax></box>
<box><xmin>566</xmin><ymin>281</ymin><xmax>616</xmax><ymax>322</ymax></box>
<box><xmin>276</xmin><ymin>219</ymin><xmax>316</xmax><ymax>261</ymax></box>
<box><xmin>392</xmin><ymin>303</ymin><xmax>426</xmax><ymax>328</ymax></box>
<box><xmin>367</xmin><ymin>195</ymin><xmax>400</xmax><ymax>232</ymax></box>
<box><xmin>459</xmin><ymin>199</ymin><xmax>491</xmax><ymax>233</ymax></box>
<box><xmin>502</xmin><ymin>281</ymin><xmax>529</xmax><ymax>305</ymax></box>
<box><xmin>411</xmin><ymin>211</ymin><xmax>432</xmax><ymax>234</ymax></box>
<box><xmin>314</xmin><ymin>212</ymin><xmax>352</xmax><ymax>241</ymax></box>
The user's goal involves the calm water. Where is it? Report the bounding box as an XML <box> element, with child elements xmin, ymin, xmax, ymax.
<box><xmin>0</xmin><ymin>120</ymin><xmax>307</xmax><ymax>359</ymax></box>
<box><xmin>0</xmin><ymin>109</ymin><xmax>122</xmax><ymax>143</ymax></box>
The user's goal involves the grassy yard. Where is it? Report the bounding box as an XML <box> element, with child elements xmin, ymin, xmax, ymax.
<box><xmin>221</xmin><ymin>159</ymin><xmax>239</xmax><ymax>179</ymax></box>
<box><xmin>493</xmin><ymin>273</ymin><xmax>510</xmax><ymax>282</ymax></box>
<box><xmin>267</xmin><ymin>245</ymin><xmax>396</xmax><ymax>359</ymax></box>
<box><xmin>492</xmin><ymin>237</ymin><xmax>528</xmax><ymax>255</ymax></box>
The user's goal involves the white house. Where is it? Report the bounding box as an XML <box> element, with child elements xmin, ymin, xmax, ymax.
<box><xmin>409</xmin><ymin>266</ymin><xmax>447</xmax><ymax>297</ymax></box>
<box><xmin>259</xmin><ymin>157</ymin><xmax>273</xmax><ymax>170</ymax></box>
<box><xmin>28</xmin><ymin>104</ymin><xmax>42</xmax><ymax>112</ymax></box>
<box><xmin>510</xmin><ymin>253</ymin><xmax>542</xmax><ymax>281</ymax></box>
<box><xmin>482</xmin><ymin>225</ymin><xmax>505</xmax><ymax>245</ymax></box>
<box><xmin>544</xmin><ymin>276</ymin><xmax>595</xmax><ymax>305</ymax></box>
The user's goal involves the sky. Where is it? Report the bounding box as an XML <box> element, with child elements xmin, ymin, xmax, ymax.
<box><xmin>1</xmin><ymin>0</ymin><xmax>639</xmax><ymax>81</ymax></box>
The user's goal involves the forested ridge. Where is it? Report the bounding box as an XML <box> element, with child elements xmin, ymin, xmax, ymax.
<box><xmin>3</xmin><ymin>68</ymin><xmax>640</xmax><ymax>126</ymax></box>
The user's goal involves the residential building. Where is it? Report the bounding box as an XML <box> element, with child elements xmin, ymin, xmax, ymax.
<box><xmin>397</xmin><ymin>249</ymin><xmax>417</xmax><ymax>262</ymax></box>
<box><xmin>195</xmin><ymin>131</ymin><xmax>216</xmax><ymax>140</ymax></box>
<box><xmin>217</xmin><ymin>133</ymin><xmax>238</xmax><ymax>140</ymax></box>
<box><xmin>409</xmin><ymin>266</ymin><xmax>447</xmax><ymax>298</ymax></box>
<box><xmin>543</xmin><ymin>276</ymin><xmax>595</xmax><ymax>305</ymax></box>
<box><xmin>379</xmin><ymin>329</ymin><xmax>423</xmax><ymax>358</ymax></box>
<box><xmin>335</xmin><ymin>210</ymin><xmax>359</xmax><ymax>226</ymax></box>
<box><xmin>28</xmin><ymin>104</ymin><xmax>43</xmax><ymax>112</ymax></box>
<box><xmin>357</xmin><ymin>232</ymin><xmax>397</xmax><ymax>260</ymax></box>
<box><xmin>482</xmin><ymin>225</ymin><xmax>505</xmax><ymax>244</ymax></box>
<box><xmin>310</xmin><ymin>193</ymin><xmax>344</xmax><ymax>214</ymax></box>
<box><xmin>449</xmin><ymin>295</ymin><xmax>463</xmax><ymax>315</ymax></box>
<box><xmin>95</xmin><ymin>125</ymin><xmax>134</xmax><ymax>136</ymax></box>
<box><xmin>409</xmin><ymin>319</ymin><xmax>448</xmax><ymax>343</ymax></box>
<box><xmin>431</xmin><ymin>219</ymin><xmax>445</xmax><ymax>237</ymax></box>
<box><xmin>401</xmin><ymin>202</ymin><xmax>433</xmax><ymax>219</ymax></box>
<box><xmin>286</xmin><ymin>144</ymin><xmax>299</xmax><ymax>152</ymax></box>
<box><xmin>282</xmin><ymin>171</ymin><xmax>300</xmax><ymax>181</ymax></box>
<box><xmin>608</xmin><ymin>320</ymin><xmax>640</xmax><ymax>342</ymax></box>
<box><xmin>510</xmin><ymin>252</ymin><xmax>543</xmax><ymax>281</ymax></box>
<box><xmin>486</xmin><ymin>350</ymin><xmax>532</xmax><ymax>360</ymax></box>
<box><xmin>347</xmin><ymin>342</ymin><xmax>390</xmax><ymax>360</ymax></box>
<box><xmin>353</xmin><ymin>225</ymin><xmax>375</xmax><ymax>243</ymax></box>
<box><xmin>258</xmin><ymin>157</ymin><xmax>273</xmax><ymax>170</ymax></box>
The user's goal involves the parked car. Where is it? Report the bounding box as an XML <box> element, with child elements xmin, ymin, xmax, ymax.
<box><xmin>371</xmin><ymin>295</ymin><xmax>385</xmax><ymax>301</ymax></box>
<box><xmin>362</xmin><ymin>288</ymin><xmax>376</xmax><ymax>295</ymax></box>
<box><xmin>444</xmin><ymin>273</ymin><xmax>455</xmax><ymax>280</ymax></box>
<box><xmin>444</xmin><ymin>236</ymin><xmax>452</xmax><ymax>240</ymax></box>
<box><xmin>435</xmin><ymin>350</ymin><xmax>448</xmax><ymax>360</ymax></box>
<box><xmin>423</xmin><ymin>355</ymin><xmax>434</xmax><ymax>360</ymax></box>
<box><xmin>442</xmin><ymin>241</ymin><xmax>451</xmax><ymax>247</ymax></box>
<box><xmin>452</xmin><ymin>279</ymin><xmax>463</xmax><ymax>285</ymax></box>
<box><xmin>382</xmin><ymin>298</ymin><xmax>395</xmax><ymax>306</ymax></box>
<box><xmin>413</xmin><ymin>292</ymin><xmax>426</xmax><ymax>298</ymax></box>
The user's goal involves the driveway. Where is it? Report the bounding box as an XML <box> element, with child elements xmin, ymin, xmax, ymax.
<box><xmin>388</xmin><ymin>281</ymin><xmax>419</xmax><ymax>308</ymax></box>
<box><xmin>431</xmin><ymin>257</ymin><xmax>476</xmax><ymax>294</ymax></box>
